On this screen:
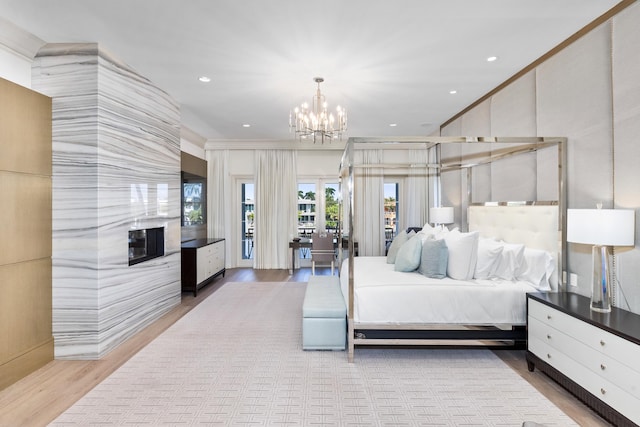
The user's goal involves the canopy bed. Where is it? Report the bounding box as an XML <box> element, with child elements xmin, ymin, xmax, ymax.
<box><xmin>337</xmin><ymin>136</ymin><xmax>567</xmax><ymax>362</ymax></box>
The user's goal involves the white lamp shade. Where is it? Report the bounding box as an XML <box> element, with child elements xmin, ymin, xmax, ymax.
<box><xmin>567</xmin><ymin>209</ymin><xmax>635</xmax><ymax>246</ymax></box>
<box><xmin>430</xmin><ymin>207</ymin><xmax>454</xmax><ymax>224</ymax></box>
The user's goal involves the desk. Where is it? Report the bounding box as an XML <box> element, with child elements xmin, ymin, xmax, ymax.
<box><xmin>289</xmin><ymin>238</ymin><xmax>357</xmax><ymax>274</ymax></box>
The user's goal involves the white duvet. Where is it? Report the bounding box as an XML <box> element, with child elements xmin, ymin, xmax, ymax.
<box><xmin>340</xmin><ymin>256</ymin><xmax>537</xmax><ymax>325</ymax></box>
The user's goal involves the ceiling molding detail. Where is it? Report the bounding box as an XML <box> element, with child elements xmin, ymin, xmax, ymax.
<box><xmin>180</xmin><ymin>125</ymin><xmax>207</xmax><ymax>148</ymax></box>
<box><xmin>0</xmin><ymin>17</ymin><xmax>45</xmax><ymax>60</ymax></box>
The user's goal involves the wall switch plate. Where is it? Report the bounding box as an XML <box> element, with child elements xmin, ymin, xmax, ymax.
<box><xmin>570</xmin><ymin>273</ymin><xmax>578</xmax><ymax>287</ymax></box>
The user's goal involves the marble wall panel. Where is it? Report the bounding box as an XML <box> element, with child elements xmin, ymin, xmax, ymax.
<box><xmin>33</xmin><ymin>43</ymin><xmax>181</xmax><ymax>359</ymax></box>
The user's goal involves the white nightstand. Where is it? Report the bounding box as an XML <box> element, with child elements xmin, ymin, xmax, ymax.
<box><xmin>526</xmin><ymin>292</ymin><xmax>640</xmax><ymax>426</ymax></box>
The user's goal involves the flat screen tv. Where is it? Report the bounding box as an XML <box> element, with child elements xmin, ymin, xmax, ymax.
<box><xmin>181</xmin><ymin>172</ymin><xmax>206</xmax><ymax>227</ymax></box>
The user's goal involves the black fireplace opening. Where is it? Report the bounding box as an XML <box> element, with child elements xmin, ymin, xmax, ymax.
<box><xmin>128</xmin><ymin>227</ymin><xmax>165</xmax><ymax>266</ymax></box>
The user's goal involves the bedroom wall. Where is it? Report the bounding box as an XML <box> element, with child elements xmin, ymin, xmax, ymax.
<box><xmin>440</xmin><ymin>2</ymin><xmax>640</xmax><ymax>315</ymax></box>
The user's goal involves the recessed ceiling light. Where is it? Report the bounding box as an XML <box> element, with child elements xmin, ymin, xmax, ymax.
<box><xmin>389</xmin><ymin>123</ymin><xmax>397</xmax><ymax>127</ymax></box>
<box><xmin>487</xmin><ymin>56</ymin><xmax>498</xmax><ymax>62</ymax></box>
<box><xmin>449</xmin><ymin>90</ymin><xmax>457</xmax><ymax>94</ymax></box>
<box><xmin>242</xmin><ymin>124</ymin><xmax>251</xmax><ymax>128</ymax></box>
<box><xmin>198</xmin><ymin>76</ymin><xmax>211</xmax><ymax>83</ymax></box>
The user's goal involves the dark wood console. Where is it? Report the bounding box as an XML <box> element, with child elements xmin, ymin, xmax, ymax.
<box><xmin>181</xmin><ymin>238</ymin><xmax>225</xmax><ymax>296</ymax></box>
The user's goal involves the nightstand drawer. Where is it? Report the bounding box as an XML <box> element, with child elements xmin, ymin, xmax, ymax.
<box><xmin>529</xmin><ymin>317</ymin><xmax>640</xmax><ymax>399</ymax></box>
<box><xmin>529</xmin><ymin>334</ymin><xmax>640</xmax><ymax>424</ymax></box>
<box><xmin>529</xmin><ymin>299</ymin><xmax>640</xmax><ymax>372</ymax></box>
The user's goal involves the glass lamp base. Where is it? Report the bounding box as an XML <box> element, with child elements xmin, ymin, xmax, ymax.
<box><xmin>590</xmin><ymin>245</ymin><xmax>612</xmax><ymax>313</ymax></box>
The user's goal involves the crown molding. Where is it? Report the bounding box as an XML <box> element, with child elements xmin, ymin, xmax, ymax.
<box><xmin>0</xmin><ymin>17</ymin><xmax>45</xmax><ymax>60</ymax></box>
<box><xmin>180</xmin><ymin>125</ymin><xmax>207</xmax><ymax>148</ymax></box>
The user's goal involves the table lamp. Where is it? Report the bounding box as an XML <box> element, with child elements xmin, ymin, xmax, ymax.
<box><xmin>430</xmin><ymin>206</ymin><xmax>454</xmax><ymax>227</ymax></box>
<box><xmin>567</xmin><ymin>207</ymin><xmax>635</xmax><ymax>313</ymax></box>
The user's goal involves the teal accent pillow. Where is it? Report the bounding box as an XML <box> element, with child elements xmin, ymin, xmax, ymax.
<box><xmin>394</xmin><ymin>236</ymin><xmax>422</xmax><ymax>272</ymax></box>
<box><xmin>417</xmin><ymin>238</ymin><xmax>448</xmax><ymax>279</ymax></box>
<box><xmin>386</xmin><ymin>230</ymin><xmax>408</xmax><ymax>263</ymax></box>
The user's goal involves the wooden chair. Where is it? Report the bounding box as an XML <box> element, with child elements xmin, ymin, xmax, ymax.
<box><xmin>311</xmin><ymin>232</ymin><xmax>335</xmax><ymax>275</ymax></box>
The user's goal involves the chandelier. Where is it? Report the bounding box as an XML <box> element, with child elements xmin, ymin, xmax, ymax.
<box><xmin>289</xmin><ymin>77</ymin><xmax>347</xmax><ymax>143</ymax></box>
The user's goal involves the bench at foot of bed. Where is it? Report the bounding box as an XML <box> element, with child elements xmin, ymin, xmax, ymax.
<box><xmin>302</xmin><ymin>275</ymin><xmax>347</xmax><ymax>350</ymax></box>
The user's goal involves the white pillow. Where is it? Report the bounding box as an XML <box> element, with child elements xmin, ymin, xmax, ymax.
<box><xmin>517</xmin><ymin>248</ymin><xmax>554</xmax><ymax>290</ymax></box>
<box><xmin>443</xmin><ymin>230</ymin><xmax>479</xmax><ymax>280</ymax></box>
<box><xmin>492</xmin><ymin>242</ymin><xmax>525</xmax><ymax>281</ymax></box>
<box><xmin>417</xmin><ymin>222</ymin><xmax>437</xmax><ymax>238</ymax></box>
<box><xmin>394</xmin><ymin>236</ymin><xmax>422</xmax><ymax>272</ymax></box>
<box><xmin>474</xmin><ymin>237</ymin><xmax>503</xmax><ymax>279</ymax></box>
<box><xmin>386</xmin><ymin>230</ymin><xmax>408</xmax><ymax>263</ymax></box>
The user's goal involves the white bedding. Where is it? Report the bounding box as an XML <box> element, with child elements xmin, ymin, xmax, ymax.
<box><xmin>340</xmin><ymin>256</ymin><xmax>537</xmax><ymax>326</ymax></box>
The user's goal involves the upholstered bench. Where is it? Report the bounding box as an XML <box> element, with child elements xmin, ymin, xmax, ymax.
<box><xmin>302</xmin><ymin>275</ymin><xmax>347</xmax><ymax>350</ymax></box>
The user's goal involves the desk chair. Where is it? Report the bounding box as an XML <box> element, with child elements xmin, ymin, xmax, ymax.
<box><xmin>311</xmin><ymin>232</ymin><xmax>335</xmax><ymax>275</ymax></box>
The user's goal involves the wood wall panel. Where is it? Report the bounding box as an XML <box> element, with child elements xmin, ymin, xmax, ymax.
<box><xmin>0</xmin><ymin>259</ymin><xmax>52</xmax><ymax>362</ymax></box>
<box><xmin>0</xmin><ymin>79</ymin><xmax>52</xmax><ymax>176</ymax></box>
<box><xmin>0</xmin><ymin>172</ymin><xmax>52</xmax><ymax>265</ymax></box>
<box><xmin>0</xmin><ymin>76</ymin><xmax>53</xmax><ymax>390</ymax></box>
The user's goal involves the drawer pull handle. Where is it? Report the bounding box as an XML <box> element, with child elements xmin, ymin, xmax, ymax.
<box><xmin>600</xmin><ymin>364</ymin><xmax>606</xmax><ymax>371</ymax></box>
<box><xmin>547</xmin><ymin>315</ymin><xmax>552</xmax><ymax>320</ymax></box>
<box><xmin>547</xmin><ymin>353</ymin><xmax>551</xmax><ymax>359</ymax></box>
<box><xmin>600</xmin><ymin>340</ymin><xmax>606</xmax><ymax>347</ymax></box>
<box><xmin>546</xmin><ymin>334</ymin><xmax>551</xmax><ymax>340</ymax></box>
<box><xmin>601</xmin><ymin>388</ymin><xmax>606</xmax><ymax>395</ymax></box>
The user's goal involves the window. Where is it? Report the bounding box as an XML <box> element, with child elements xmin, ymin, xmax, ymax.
<box><xmin>384</xmin><ymin>182</ymin><xmax>399</xmax><ymax>247</ymax></box>
<box><xmin>324</xmin><ymin>182</ymin><xmax>340</xmax><ymax>234</ymax></box>
<box><xmin>241</xmin><ymin>183</ymin><xmax>254</xmax><ymax>260</ymax></box>
<box><xmin>297</xmin><ymin>182</ymin><xmax>316</xmax><ymax>237</ymax></box>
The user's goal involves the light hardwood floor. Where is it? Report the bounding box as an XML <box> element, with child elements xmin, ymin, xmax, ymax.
<box><xmin>0</xmin><ymin>268</ymin><xmax>610</xmax><ymax>427</ymax></box>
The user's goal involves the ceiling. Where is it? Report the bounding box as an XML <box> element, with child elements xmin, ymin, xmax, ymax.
<box><xmin>0</xmin><ymin>0</ymin><xmax>621</xmax><ymax>142</ymax></box>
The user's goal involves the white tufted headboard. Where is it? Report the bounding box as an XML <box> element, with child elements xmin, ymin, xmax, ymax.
<box><xmin>468</xmin><ymin>204</ymin><xmax>560</xmax><ymax>290</ymax></box>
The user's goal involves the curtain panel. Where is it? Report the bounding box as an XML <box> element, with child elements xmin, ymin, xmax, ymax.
<box><xmin>354</xmin><ymin>149</ymin><xmax>385</xmax><ymax>256</ymax></box>
<box><xmin>207</xmin><ymin>149</ymin><xmax>230</xmax><ymax>240</ymax></box>
<box><xmin>254</xmin><ymin>150</ymin><xmax>298</xmax><ymax>269</ymax></box>
<box><xmin>403</xmin><ymin>148</ymin><xmax>429</xmax><ymax>229</ymax></box>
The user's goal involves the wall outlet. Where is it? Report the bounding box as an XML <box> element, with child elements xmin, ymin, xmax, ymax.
<box><xmin>562</xmin><ymin>271</ymin><xmax>567</xmax><ymax>284</ymax></box>
<box><xmin>569</xmin><ymin>273</ymin><xmax>578</xmax><ymax>288</ymax></box>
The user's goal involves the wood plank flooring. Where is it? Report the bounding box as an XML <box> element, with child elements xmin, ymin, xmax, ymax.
<box><xmin>0</xmin><ymin>268</ymin><xmax>610</xmax><ymax>427</ymax></box>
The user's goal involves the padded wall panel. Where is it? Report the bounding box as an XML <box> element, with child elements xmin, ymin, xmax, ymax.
<box><xmin>490</xmin><ymin>70</ymin><xmax>538</xmax><ymax>202</ymax></box>
<box><xmin>461</xmin><ymin>99</ymin><xmax>492</xmax><ymax>203</ymax></box>
<box><xmin>439</xmin><ymin>118</ymin><xmax>463</xmax><ymax>229</ymax></box>
<box><xmin>612</xmin><ymin>2</ymin><xmax>640</xmax><ymax>313</ymax></box>
<box><xmin>536</xmin><ymin>22</ymin><xmax>613</xmax><ymax>297</ymax></box>
<box><xmin>537</xmin><ymin>22</ymin><xmax>613</xmax><ymax>208</ymax></box>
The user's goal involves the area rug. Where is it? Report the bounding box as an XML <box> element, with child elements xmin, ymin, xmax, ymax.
<box><xmin>50</xmin><ymin>281</ymin><xmax>576</xmax><ymax>426</ymax></box>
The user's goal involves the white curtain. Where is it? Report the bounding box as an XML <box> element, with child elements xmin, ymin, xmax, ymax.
<box><xmin>403</xmin><ymin>149</ymin><xmax>429</xmax><ymax>229</ymax></box>
<box><xmin>206</xmin><ymin>149</ymin><xmax>231</xmax><ymax>265</ymax></box>
<box><xmin>354</xmin><ymin>149</ymin><xmax>385</xmax><ymax>256</ymax></box>
<box><xmin>253</xmin><ymin>150</ymin><xmax>298</xmax><ymax>269</ymax></box>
